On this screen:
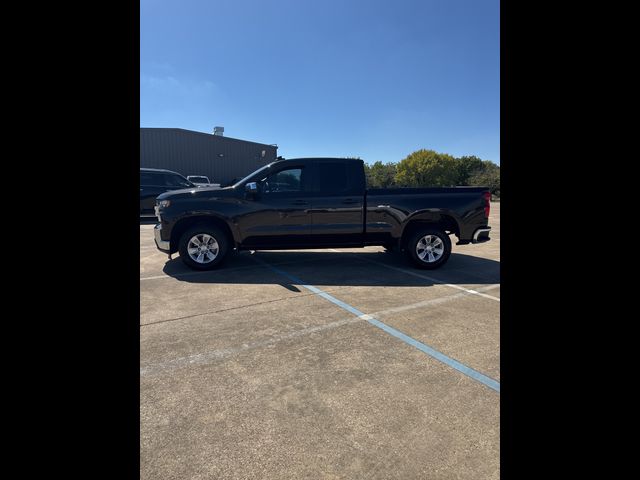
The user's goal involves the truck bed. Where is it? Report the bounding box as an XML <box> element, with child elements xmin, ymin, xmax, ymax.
<box><xmin>367</xmin><ymin>186</ymin><xmax>488</xmax><ymax>196</ymax></box>
<box><xmin>364</xmin><ymin>186</ymin><xmax>490</xmax><ymax>244</ymax></box>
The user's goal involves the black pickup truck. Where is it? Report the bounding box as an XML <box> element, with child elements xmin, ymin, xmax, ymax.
<box><xmin>153</xmin><ymin>158</ymin><xmax>491</xmax><ymax>270</ymax></box>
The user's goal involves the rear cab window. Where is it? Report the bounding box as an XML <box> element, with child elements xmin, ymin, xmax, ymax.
<box><xmin>314</xmin><ymin>161</ymin><xmax>365</xmax><ymax>195</ymax></box>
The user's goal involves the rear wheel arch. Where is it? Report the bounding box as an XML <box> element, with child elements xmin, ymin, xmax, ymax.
<box><xmin>404</xmin><ymin>226</ymin><xmax>453</xmax><ymax>269</ymax></box>
<box><xmin>400</xmin><ymin>213</ymin><xmax>460</xmax><ymax>249</ymax></box>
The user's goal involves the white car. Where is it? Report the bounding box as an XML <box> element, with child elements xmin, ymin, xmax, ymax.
<box><xmin>187</xmin><ymin>175</ymin><xmax>221</xmax><ymax>188</ymax></box>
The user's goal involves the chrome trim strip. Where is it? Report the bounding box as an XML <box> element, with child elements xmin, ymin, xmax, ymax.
<box><xmin>473</xmin><ymin>227</ymin><xmax>491</xmax><ymax>241</ymax></box>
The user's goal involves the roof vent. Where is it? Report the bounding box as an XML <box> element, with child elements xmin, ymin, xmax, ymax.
<box><xmin>213</xmin><ymin>126</ymin><xmax>224</xmax><ymax>136</ymax></box>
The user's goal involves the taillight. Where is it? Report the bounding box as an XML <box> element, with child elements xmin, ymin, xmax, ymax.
<box><xmin>483</xmin><ymin>192</ymin><xmax>491</xmax><ymax>218</ymax></box>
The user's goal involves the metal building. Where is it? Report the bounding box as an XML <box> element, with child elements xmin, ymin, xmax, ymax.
<box><xmin>140</xmin><ymin>128</ymin><xmax>278</xmax><ymax>185</ymax></box>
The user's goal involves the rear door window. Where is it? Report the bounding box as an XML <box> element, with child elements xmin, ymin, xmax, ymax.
<box><xmin>315</xmin><ymin>161</ymin><xmax>364</xmax><ymax>195</ymax></box>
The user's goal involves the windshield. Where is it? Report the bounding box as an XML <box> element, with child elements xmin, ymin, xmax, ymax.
<box><xmin>189</xmin><ymin>176</ymin><xmax>209</xmax><ymax>183</ymax></box>
<box><xmin>165</xmin><ymin>173</ymin><xmax>194</xmax><ymax>188</ymax></box>
<box><xmin>232</xmin><ymin>164</ymin><xmax>272</xmax><ymax>188</ymax></box>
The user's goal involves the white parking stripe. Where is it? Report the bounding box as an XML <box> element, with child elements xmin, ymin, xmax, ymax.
<box><xmin>254</xmin><ymin>257</ymin><xmax>500</xmax><ymax>392</ymax></box>
<box><xmin>140</xmin><ymin>284</ymin><xmax>499</xmax><ymax>375</ymax></box>
<box><xmin>367</xmin><ymin>283</ymin><xmax>500</xmax><ymax>317</ymax></box>
<box><xmin>329</xmin><ymin>249</ymin><xmax>500</xmax><ymax>302</ymax></box>
<box><xmin>141</xmin><ymin>250</ymin><xmax>500</xmax><ymax>303</ymax></box>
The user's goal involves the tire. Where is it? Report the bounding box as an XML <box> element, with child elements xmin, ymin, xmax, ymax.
<box><xmin>178</xmin><ymin>224</ymin><xmax>229</xmax><ymax>270</ymax></box>
<box><xmin>405</xmin><ymin>227</ymin><xmax>452</xmax><ymax>269</ymax></box>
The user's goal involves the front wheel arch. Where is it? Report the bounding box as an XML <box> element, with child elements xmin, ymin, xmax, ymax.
<box><xmin>170</xmin><ymin>215</ymin><xmax>236</xmax><ymax>254</ymax></box>
<box><xmin>178</xmin><ymin>224</ymin><xmax>230</xmax><ymax>270</ymax></box>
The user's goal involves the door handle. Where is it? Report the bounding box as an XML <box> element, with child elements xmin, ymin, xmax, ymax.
<box><xmin>291</xmin><ymin>200</ymin><xmax>308</xmax><ymax>205</ymax></box>
<box><xmin>342</xmin><ymin>199</ymin><xmax>359</xmax><ymax>204</ymax></box>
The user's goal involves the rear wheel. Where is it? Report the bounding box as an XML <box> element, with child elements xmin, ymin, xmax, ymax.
<box><xmin>178</xmin><ymin>225</ymin><xmax>229</xmax><ymax>270</ymax></box>
<box><xmin>406</xmin><ymin>227</ymin><xmax>452</xmax><ymax>269</ymax></box>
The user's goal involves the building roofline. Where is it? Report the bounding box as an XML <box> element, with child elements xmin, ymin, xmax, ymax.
<box><xmin>140</xmin><ymin>127</ymin><xmax>277</xmax><ymax>149</ymax></box>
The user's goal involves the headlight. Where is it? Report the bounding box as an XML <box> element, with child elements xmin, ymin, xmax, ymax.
<box><xmin>158</xmin><ymin>200</ymin><xmax>171</xmax><ymax>208</ymax></box>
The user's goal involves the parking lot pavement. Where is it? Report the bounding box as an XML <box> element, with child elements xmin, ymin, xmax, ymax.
<box><xmin>140</xmin><ymin>204</ymin><xmax>500</xmax><ymax>479</ymax></box>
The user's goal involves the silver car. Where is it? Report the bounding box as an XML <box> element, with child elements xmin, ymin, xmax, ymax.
<box><xmin>186</xmin><ymin>175</ymin><xmax>221</xmax><ymax>188</ymax></box>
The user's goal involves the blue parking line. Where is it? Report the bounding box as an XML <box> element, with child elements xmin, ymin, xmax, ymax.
<box><xmin>253</xmin><ymin>257</ymin><xmax>500</xmax><ymax>393</ymax></box>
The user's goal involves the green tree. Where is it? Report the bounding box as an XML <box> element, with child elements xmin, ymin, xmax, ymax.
<box><xmin>468</xmin><ymin>161</ymin><xmax>500</xmax><ymax>197</ymax></box>
<box><xmin>395</xmin><ymin>149</ymin><xmax>458</xmax><ymax>187</ymax></box>
<box><xmin>455</xmin><ymin>155</ymin><xmax>484</xmax><ymax>185</ymax></box>
<box><xmin>366</xmin><ymin>161</ymin><xmax>397</xmax><ymax>188</ymax></box>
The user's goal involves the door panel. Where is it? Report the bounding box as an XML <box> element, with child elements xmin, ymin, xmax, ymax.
<box><xmin>308</xmin><ymin>196</ymin><xmax>364</xmax><ymax>244</ymax></box>
<box><xmin>239</xmin><ymin>197</ymin><xmax>312</xmax><ymax>246</ymax></box>
<box><xmin>309</xmin><ymin>160</ymin><xmax>365</xmax><ymax>245</ymax></box>
<box><xmin>237</xmin><ymin>165</ymin><xmax>313</xmax><ymax>247</ymax></box>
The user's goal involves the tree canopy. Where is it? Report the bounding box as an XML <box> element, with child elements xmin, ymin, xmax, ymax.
<box><xmin>395</xmin><ymin>149</ymin><xmax>458</xmax><ymax>187</ymax></box>
<box><xmin>364</xmin><ymin>161</ymin><xmax>397</xmax><ymax>188</ymax></box>
<box><xmin>363</xmin><ymin>149</ymin><xmax>500</xmax><ymax>196</ymax></box>
<box><xmin>468</xmin><ymin>160</ymin><xmax>500</xmax><ymax>196</ymax></box>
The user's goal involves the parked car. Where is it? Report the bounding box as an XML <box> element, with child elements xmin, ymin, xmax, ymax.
<box><xmin>222</xmin><ymin>178</ymin><xmax>240</xmax><ymax>188</ymax></box>
<box><xmin>187</xmin><ymin>175</ymin><xmax>220</xmax><ymax>188</ymax></box>
<box><xmin>153</xmin><ymin>158</ymin><xmax>491</xmax><ymax>270</ymax></box>
<box><xmin>140</xmin><ymin>168</ymin><xmax>195</xmax><ymax>216</ymax></box>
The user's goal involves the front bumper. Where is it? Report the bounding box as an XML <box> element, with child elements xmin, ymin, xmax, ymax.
<box><xmin>154</xmin><ymin>224</ymin><xmax>170</xmax><ymax>253</ymax></box>
<box><xmin>472</xmin><ymin>227</ymin><xmax>491</xmax><ymax>243</ymax></box>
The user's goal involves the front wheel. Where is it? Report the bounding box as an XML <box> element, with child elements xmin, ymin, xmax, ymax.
<box><xmin>406</xmin><ymin>227</ymin><xmax>452</xmax><ymax>269</ymax></box>
<box><xmin>178</xmin><ymin>225</ymin><xmax>229</xmax><ymax>270</ymax></box>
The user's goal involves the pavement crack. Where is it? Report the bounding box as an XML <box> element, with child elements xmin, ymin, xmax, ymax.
<box><xmin>140</xmin><ymin>288</ymin><xmax>342</xmax><ymax>327</ymax></box>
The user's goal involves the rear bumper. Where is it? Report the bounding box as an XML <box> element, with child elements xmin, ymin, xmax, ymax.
<box><xmin>472</xmin><ymin>227</ymin><xmax>491</xmax><ymax>243</ymax></box>
<box><xmin>154</xmin><ymin>224</ymin><xmax>170</xmax><ymax>253</ymax></box>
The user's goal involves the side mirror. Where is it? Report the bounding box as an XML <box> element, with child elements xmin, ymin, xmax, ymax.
<box><xmin>245</xmin><ymin>182</ymin><xmax>258</xmax><ymax>198</ymax></box>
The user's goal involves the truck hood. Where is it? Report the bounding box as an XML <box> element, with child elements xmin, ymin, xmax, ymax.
<box><xmin>157</xmin><ymin>186</ymin><xmax>236</xmax><ymax>201</ymax></box>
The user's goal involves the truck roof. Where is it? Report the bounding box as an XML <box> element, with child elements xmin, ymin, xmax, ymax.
<box><xmin>271</xmin><ymin>157</ymin><xmax>364</xmax><ymax>166</ymax></box>
<box><xmin>275</xmin><ymin>157</ymin><xmax>363</xmax><ymax>162</ymax></box>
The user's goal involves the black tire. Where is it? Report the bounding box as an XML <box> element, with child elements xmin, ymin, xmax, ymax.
<box><xmin>383</xmin><ymin>242</ymin><xmax>396</xmax><ymax>253</ymax></box>
<box><xmin>405</xmin><ymin>227</ymin><xmax>452</xmax><ymax>269</ymax></box>
<box><xmin>178</xmin><ymin>224</ymin><xmax>229</xmax><ymax>270</ymax></box>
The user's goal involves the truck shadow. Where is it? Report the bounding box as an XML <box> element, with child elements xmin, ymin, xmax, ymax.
<box><xmin>161</xmin><ymin>250</ymin><xmax>500</xmax><ymax>288</ymax></box>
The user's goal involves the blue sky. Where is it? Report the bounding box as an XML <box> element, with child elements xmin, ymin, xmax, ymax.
<box><xmin>141</xmin><ymin>0</ymin><xmax>499</xmax><ymax>164</ymax></box>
